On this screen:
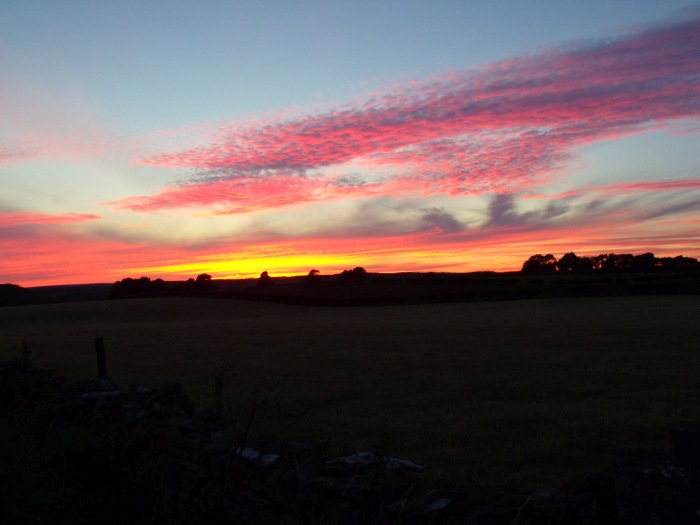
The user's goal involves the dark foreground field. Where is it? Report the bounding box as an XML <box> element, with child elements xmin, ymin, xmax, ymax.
<box><xmin>1</xmin><ymin>295</ymin><xmax>698</xmax><ymax>486</ymax></box>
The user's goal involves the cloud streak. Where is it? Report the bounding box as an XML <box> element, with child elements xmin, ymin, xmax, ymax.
<box><xmin>0</xmin><ymin>211</ymin><xmax>101</xmax><ymax>229</ymax></box>
<box><xmin>107</xmin><ymin>175</ymin><xmax>387</xmax><ymax>214</ymax></box>
<box><xmin>111</xmin><ymin>13</ymin><xmax>700</xmax><ymax>213</ymax></box>
<box><xmin>593</xmin><ymin>178</ymin><xmax>700</xmax><ymax>194</ymax></box>
<box><xmin>0</xmin><ymin>147</ymin><xmax>36</xmax><ymax>166</ymax></box>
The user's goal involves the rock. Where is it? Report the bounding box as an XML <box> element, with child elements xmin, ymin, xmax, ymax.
<box><xmin>668</xmin><ymin>420</ymin><xmax>700</xmax><ymax>468</ymax></box>
<box><xmin>261</xmin><ymin>453</ymin><xmax>280</xmax><ymax>465</ymax></box>
<box><xmin>321</xmin><ymin>451</ymin><xmax>424</xmax><ymax>477</ymax></box>
<box><xmin>615</xmin><ymin>446</ymin><xmax>700</xmax><ymax>524</ymax></box>
<box><xmin>385</xmin><ymin>456</ymin><xmax>425</xmax><ymax>473</ymax></box>
<box><xmin>130</xmin><ymin>383</ymin><xmax>151</xmax><ymax>394</ymax></box>
<box><xmin>74</xmin><ymin>376</ymin><xmax>120</xmax><ymax>393</ymax></box>
<box><xmin>427</xmin><ymin>496</ymin><xmax>451</xmax><ymax>511</ymax></box>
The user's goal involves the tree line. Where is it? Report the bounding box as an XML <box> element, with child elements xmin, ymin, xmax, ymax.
<box><xmin>110</xmin><ymin>268</ymin><xmax>369</xmax><ymax>297</ymax></box>
<box><xmin>110</xmin><ymin>274</ymin><xmax>212</xmax><ymax>298</ymax></box>
<box><xmin>521</xmin><ymin>252</ymin><xmax>699</xmax><ymax>273</ymax></box>
<box><xmin>259</xmin><ymin>267</ymin><xmax>368</xmax><ymax>286</ymax></box>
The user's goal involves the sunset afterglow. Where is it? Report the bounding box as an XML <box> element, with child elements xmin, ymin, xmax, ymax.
<box><xmin>1</xmin><ymin>2</ymin><xmax>698</xmax><ymax>286</ymax></box>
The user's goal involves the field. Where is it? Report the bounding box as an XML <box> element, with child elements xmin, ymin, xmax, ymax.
<box><xmin>1</xmin><ymin>294</ymin><xmax>699</xmax><ymax>486</ymax></box>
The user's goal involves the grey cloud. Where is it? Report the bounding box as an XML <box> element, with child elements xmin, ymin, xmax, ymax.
<box><xmin>420</xmin><ymin>207</ymin><xmax>464</xmax><ymax>233</ymax></box>
<box><xmin>246</xmin><ymin>197</ymin><xmax>467</xmax><ymax>240</ymax></box>
<box><xmin>334</xmin><ymin>174</ymin><xmax>377</xmax><ymax>188</ymax></box>
<box><xmin>485</xmin><ymin>193</ymin><xmax>519</xmax><ymax>227</ymax></box>
<box><xmin>638</xmin><ymin>195</ymin><xmax>700</xmax><ymax>221</ymax></box>
<box><xmin>485</xmin><ymin>192</ymin><xmax>574</xmax><ymax>229</ymax></box>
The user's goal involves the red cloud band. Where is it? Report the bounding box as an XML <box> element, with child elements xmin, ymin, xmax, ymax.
<box><xmin>0</xmin><ymin>211</ymin><xmax>101</xmax><ymax>228</ymax></box>
<box><xmin>108</xmin><ymin>175</ymin><xmax>388</xmax><ymax>214</ymax></box>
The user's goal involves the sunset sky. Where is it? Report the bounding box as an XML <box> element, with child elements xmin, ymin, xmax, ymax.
<box><xmin>2</xmin><ymin>1</ymin><xmax>699</xmax><ymax>287</ymax></box>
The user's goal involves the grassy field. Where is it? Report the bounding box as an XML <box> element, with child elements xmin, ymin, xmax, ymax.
<box><xmin>1</xmin><ymin>295</ymin><xmax>698</xmax><ymax>486</ymax></box>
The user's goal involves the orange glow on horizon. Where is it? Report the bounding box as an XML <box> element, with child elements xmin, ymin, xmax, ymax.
<box><xmin>2</xmin><ymin>216</ymin><xmax>698</xmax><ymax>288</ymax></box>
<box><xmin>7</xmin><ymin>240</ymin><xmax>699</xmax><ymax>288</ymax></box>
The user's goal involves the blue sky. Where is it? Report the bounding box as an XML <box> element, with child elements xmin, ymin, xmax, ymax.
<box><xmin>1</xmin><ymin>1</ymin><xmax>699</xmax><ymax>285</ymax></box>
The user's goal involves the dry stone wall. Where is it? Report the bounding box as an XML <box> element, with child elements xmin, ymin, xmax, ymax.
<box><xmin>2</xmin><ymin>361</ymin><xmax>700</xmax><ymax>524</ymax></box>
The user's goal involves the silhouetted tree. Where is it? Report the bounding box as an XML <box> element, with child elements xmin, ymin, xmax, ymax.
<box><xmin>353</xmin><ymin>266</ymin><xmax>367</xmax><ymax>278</ymax></box>
<box><xmin>592</xmin><ymin>253</ymin><xmax>634</xmax><ymax>272</ymax></box>
<box><xmin>631</xmin><ymin>252</ymin><xmax>657</xmax><ymax>271</ymax></box>
<box><xmin>591</xmin><ymin>254</ymin><xmax>609</xmax><ymax>271</ymax></box>
<box><xmin>657</xmin><ymin>255</ymin><xmax>700</xmax><ymax>271</ymax></box>
<box><xmin>195</xmin><ymin>273</ymin><xmax>213</xmax><ymax>290</ymax></box>
<box><xmin>591</xmin><ymin>253</ymin><xmax>631</xmax><ymax>272</ymax></box>
<box><xmin>578</xmin><ymin>256</ymin><xmax>594</xmax><ymax>272</ymax></box>
<box><xmin>258</xmin><ymin>271</ymin><xmax>273</xmax><ymax>287</ymax></box>
<box><xmin>557</xmin><ymin>252</ymin><xmax>581</xmax><ymax>272</ymax></box>
<box><xmin>304</xmin><ymin>269</ymin><xmax>321</xmax><ymax>284</ymax></box>
<box><xmin>557</xmin><ymin>252</ymin><xmax>594</xmax><ymax>273</ymax></box>
<box><xmin>152</xmin><ymin>278</ymin><xmax>166</xmax><ymax>292</ymax></box>
<box><xmin>339</xmin><ymin>266</ymin><xmax>368</xmax><ymax>281</ymax></box>
<box><xmin>521</xmin><ymin>254</ymin><xmax>557</xmax><ymax>273</ymax></box>
<box><xmin>111</xmin><ymin>276</ymin><xmax>162</xmax><ymax>298</ymax></box>
<box><xmin>521</xmin><ymin>251</ymin><xmax>698</xmax><ymax>275</ymax></box>
<box><xmin>614</xmin><ymin>253</ymin><xmax>634</xmax><ymax>271</ymax></box>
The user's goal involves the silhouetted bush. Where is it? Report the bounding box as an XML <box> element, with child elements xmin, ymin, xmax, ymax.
<box><xmin>657</xmin><ymin>255</ymin><xmax>700</xmax><ymax>271</ymax></box>
<box><xmin>557</xmin><ymin>252</ymin><xmax>593</xmax><ymax>273</ymax></box>
<box><xmin>111</xmin><ymin>276</ymin><xmax>168</xmax><ymax>298</ymax></box>
<box><xmin>195</xmin><ymin>273</ymin><xmax>213</xmax><ymax>291</ymax></box>
<box><xmin>338</xmin><ymin>267</ymin><xmax>368</xmax><ymax>281</ymax></box>
<box><xmin>258</xmin><ymin>271</ymin><xmax>273</xmax><ymax>287</ymax></box>
<box><xmin>304</xmin><ymin>269</ymin><xmax>321</xmax><ymax>284</ymax></box>
<box><xmin>521</xmin><ymin>254</ymin><xmax>557</xmax><ymax>273</ymax></box>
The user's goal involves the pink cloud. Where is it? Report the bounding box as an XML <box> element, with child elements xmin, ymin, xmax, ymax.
<box><xmin>522</xmin><ymin>179</ymin><xmax>700</xmax><ymax>200</ymax></box>
<box><xmin>114</xmin><ymin>13</ymin><xmax>699</xmax><ymax>213</ymax></box>
<box><xmin>523</xmin><ymin>178</ymin><xmax>700</xmax><ymax>200</ymax></box>
<box><xmin>0</xmin><ymin>148</ymin><xmax>36</xmax><ymax>166</ymax></box>
<box><xmin>108</xmin><ymin>175</ymin><xmax>387</xmax><ymax>214</ymax></box>
<box><xmin>0</xmin><ymin>211</ymin><xmax>101</xmax><ymax>228</ymax></box>
<box><xmin>596</xmin><ymin>179</ymin><xmax>700</xmax><ymax>194</ymax></box>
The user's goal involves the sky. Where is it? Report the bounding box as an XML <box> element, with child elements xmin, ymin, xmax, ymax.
<box><xmin>1</xmin><ymin>1</ymin><xmax>699</xmax><ymax>287</ymax></box>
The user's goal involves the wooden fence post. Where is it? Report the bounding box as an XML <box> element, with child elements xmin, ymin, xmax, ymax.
<box><xmin>95</xmin><ymin>337</ymin><xmax>107</xmax><ymax>377</ymax></box>
<box><xmin>215</xmin><ymin>374</ymin><xmax>223</xmax><ymax>412</ymax></box>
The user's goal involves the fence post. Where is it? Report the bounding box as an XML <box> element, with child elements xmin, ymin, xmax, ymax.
<box><xmin>95</xmin><ymin>337</ymin><xmax>107</xmax><ymax>377</ymax></box>
<box><xmin>215</xmin><ymin>374</ymin><xmax>223</xmax><ymax>412</ymax></box>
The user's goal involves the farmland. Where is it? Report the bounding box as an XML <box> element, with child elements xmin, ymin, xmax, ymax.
<box><xmin>1</xmin><ymin>294</ymin><xmax>699</xmax><ymax>486</ymax></box>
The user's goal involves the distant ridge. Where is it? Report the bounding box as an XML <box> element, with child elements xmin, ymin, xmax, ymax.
<box><xmin>0</xmin><ymin>283</ymin><xmax>112</xmax><ymax>307</ymax></box>
<box><xmin>0</xmin><ymin>283</ymin><xmax>31</xmax><ymax>307</ymax></box>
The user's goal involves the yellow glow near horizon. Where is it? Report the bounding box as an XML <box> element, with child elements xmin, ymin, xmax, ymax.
<box><xmin>122</xmin><ymin>242</ymin><xmax>528</xmax><ymax>281</ymax></box>
<box><xmin>125</xmin><ymin>252</ymin><xmax>371</xmax><ymax>280</ymax></box>
<box><xmin>101</xmin><ymin>219</ymin><xmax>698</xmax><ymax>285</ymax></box>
